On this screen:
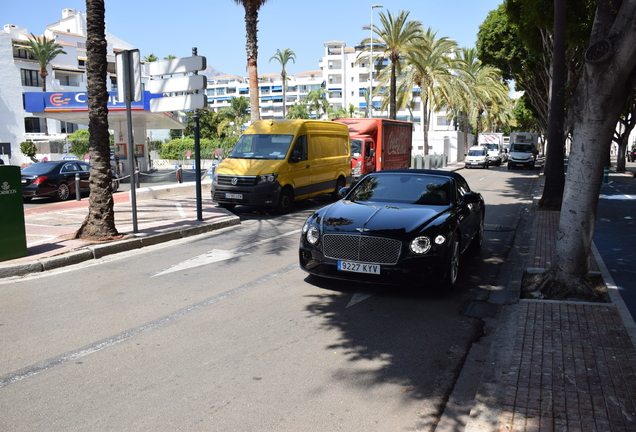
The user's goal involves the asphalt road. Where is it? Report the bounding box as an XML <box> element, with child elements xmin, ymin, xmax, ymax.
<box><xmin>2</xmin><ymin>165</ymin><xmax>537</xmax><ymax>431</ymax></box>
<box><xmin>595</xmin><ymin>171</ymin><xmax>636</xmax><ymax>320</ymax></box>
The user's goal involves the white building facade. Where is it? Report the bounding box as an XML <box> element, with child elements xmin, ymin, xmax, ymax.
<box><xmin>205</xmin><ymin>41</ymin><xmax>466</xmax><ymax>161</ymax></box>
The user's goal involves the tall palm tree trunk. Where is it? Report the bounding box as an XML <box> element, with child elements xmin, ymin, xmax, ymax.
<box><xmin>244</xmin><ymin>6</ymin><xmax>261</xmax><ymax>123</ymax></box>
<box><xmin>74</xmin><ymin>0</ymin><xmax>117</xmax><ymax>239</ymax></box>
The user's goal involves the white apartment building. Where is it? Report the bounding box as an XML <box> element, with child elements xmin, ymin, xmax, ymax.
<box><xmin>0</xmin><ymin>8</ymin><xmax>183</xmax><ymax>169</ymax></box>
<box><xmin>205</xmin><ymin>41</ymin><xmax>465</xmax><ymax>160</ymax></box>
<box><xmin>1</xmin><ymin>9</ymin><xmax>465</xmax><ymax>165</ymax></box>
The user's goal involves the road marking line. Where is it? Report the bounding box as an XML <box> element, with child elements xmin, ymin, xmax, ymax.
<box><xmin>152</xmin><ymin>229</ymin><xmax>301</xmax><ymax>277</ymax></box>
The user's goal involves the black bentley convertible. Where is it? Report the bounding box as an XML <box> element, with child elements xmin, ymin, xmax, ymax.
<box><xmin>299</xmin><ymin>169</ymin><xmax>485</xmax><ymax>289</ymax></box>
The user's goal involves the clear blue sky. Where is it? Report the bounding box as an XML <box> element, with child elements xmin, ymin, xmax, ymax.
<box><xmin>4</xmin><ymin>0</ymin><xmax>503</xmax><ymax>76</ymax></box>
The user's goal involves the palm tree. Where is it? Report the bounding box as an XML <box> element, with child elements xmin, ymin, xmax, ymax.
<box><xmin>143</xmin><ymin>53</ymin><xmax>158</xmax><ymax>62</ymax></box>
<box><xmin>219</xmin><ymin>96</ymin><xmax>250</xmax><ymax>134</ymax></box>
<box><xmin>269</xmin><ymin>48</ymin><xmax>296</xmax><ymax>118</ymax></box>
<box><xmin>24</xmin><ymin>33</ymin><xmax>66</xmax><ymax>93</ymax></box>
<box><xmin>23</xmin><ymin>33</ymin><xmax>66</xmax><ymax>135</ymax></box>
<box><xmin>234</xmin><ymin>0</ymin><xmax>269</xmax><ymax>123</ymax></box>
<box><xmin>74</xmin><ymin>0</ymin><xmax>118</xmax><ymax>240</ymax></box>
<box><xmin>286</xmin><ymin>103</ymin><xmax>310</xmax><ymax>119</ymax></box>
<box><xmin>163</xmin><ymin>55</ymin><xmax>176</xmax><ymax>60</ymax></box>
<box><xmin>305</xmin><ymin>88</ymin><xmax>329</xmax><ymax>119</ymax></box>
<box><xmin>454</xmin><ymin>47</ymin><xmax>510</xmax><ymax>155</ymax></box>
<box><xmin>403</xmin><ymin>29</ymin><xmax>457</xmax><ymax>155</ymax></box>
<box><xmin>359</xmin><ymin>10</ymin><xmax>423</xmax><ymax>119</ymax></box>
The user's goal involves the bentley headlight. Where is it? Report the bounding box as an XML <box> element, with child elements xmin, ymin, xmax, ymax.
<box><xmin>306</xmin><ymin>226</ymin><xmax>320</xmax><ymax>245</ymax></box>
<box><xmin>434</xmin><ymin>235</ymin><xmax>446</xmax><ymax>245</ymax></box>
<box><xmin>256</xmin><ymin>173</ymin><xmax>278</xmax><ymax>184</ymax></box>
<box><xmin>410</xmin><ymin>236</ymin><xmax>431</xmax><ymax>254</ymax></box>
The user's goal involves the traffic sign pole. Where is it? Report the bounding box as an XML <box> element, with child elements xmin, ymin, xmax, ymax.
<box><xmin>193</xmin><ymin>47</ymin><xmax>203</xmax><ymax>221</ymax></box>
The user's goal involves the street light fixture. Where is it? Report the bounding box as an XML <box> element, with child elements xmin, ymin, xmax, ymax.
<box><xmin>369</xmin><ymin>4</ymin><xmax>383</xmax><ymax>118</ymax></box>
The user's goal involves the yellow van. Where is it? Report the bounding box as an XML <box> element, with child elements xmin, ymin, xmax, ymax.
<box><xmin>212</xmin><ymin>119</ymin><xmax>351</xmax><ymax>213</ymax></box>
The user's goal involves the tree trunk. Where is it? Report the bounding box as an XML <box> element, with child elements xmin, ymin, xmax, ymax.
<box><xmin>282</xmin><ymin>72</ymin><xmax>286</xmax><ymax>118</ymax></box>
<box><xmin>539</xmin><ymin>0</ymin><xmax>566</xmax><ymax>211</ymax></box>
<box><xmin>389</xmin><ymin>61</ymin><xmax>397</xmax><ymax>119</ymax></box>
<box><xmin>40</xmin><ymin>68</ymin><xmax>49</xmax><ymax>135</ymax></box>
<box><xmin>244</xmin><ymin>5</ymin><xmax>261</xmax><ymax>123</ymax></box>
<box><xmin>422</xmin><ymin>97</ymin><xmax>429</xmax><ymax>156</ymax></box>
<box><xmin>74</xmin><ymin>0</ymin><xmax>118</xmax><ymax>240</ymax></box>
<box><xmin>550</xmin><ymin>0</ymin><xmax>636</xmax><ymax>287</ymax></box>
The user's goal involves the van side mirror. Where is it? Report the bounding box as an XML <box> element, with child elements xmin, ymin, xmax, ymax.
<box><xmin>369</xmin><ymin>149</ymin><xmax>375</xmax><ymax>158</ymax></box>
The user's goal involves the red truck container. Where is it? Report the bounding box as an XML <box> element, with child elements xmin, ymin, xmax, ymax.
<box><xmin>333</xmin><ymin>118</ymin><xmax>413</xmax><ymax>183</ymax></box>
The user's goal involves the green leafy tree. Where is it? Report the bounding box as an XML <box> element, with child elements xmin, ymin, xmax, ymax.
<box><xmin>23</xmin><ymin>33</ymin><xmax>67</xmax><ymax>94</ymax></box>
<box><xmin>233</xmin><ymin>0</ymin><xmax>269</xmax><ymax>123</ymax></box>
<box><xmin>269</xmin><ymin>48</ymin><xmax>296</xmax><ymax>118</ymax></box>
<box><xmin>401</xmin><ymin>28</ymin><xmax>457</xmax><ymax>155</ymax></box>
<box><xmin>537</xmin><ymin>1</ymin><xmax>636</xmax><ymax>298</ymax></box>
<box><xmin>286</xmin><ymin>103</ymin><xmax>310</xmax><ymax>119</ymax></box>
<box><xmin>74</xmin><ymin>0</ymin><xmax>118</xmax><ymax>240</ymax></box>
<box><xmin>20</xmin><ymin>141</ymin><xmax>38</xmax><ymax>163</ymax></box>
<box><xmin>68</xmin><ymin>129</ymin><xmax>91</xmax><ymax>159</ymax></box>
<box><xmin>163</xmin><ymin>54</ymin><xmax>176</xmax><ymax>60</ymax></box>
<box><xmin>218</xmin><ymin>96</ymin><xmax>250</xmax><ymax>133</ymax></box>
<box><xmin>359</xmin><ymin>10</ymin><xmax>423</xmax><ymax>119</ymax></box>
<box><xmin>305</xmin><ymin>88</ymin><xmax>329</xmax><ymax>119</ymax></box>
<box><xmin>143</xmin><ymin>53</ymin><xmax>158</xmax><ymax>62</ymax></box>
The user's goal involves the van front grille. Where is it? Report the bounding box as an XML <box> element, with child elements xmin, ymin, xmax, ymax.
<box><xmin>216</xmin><ymin>175</ymin><xmax>257</xmax><ymax>187</ymax></box>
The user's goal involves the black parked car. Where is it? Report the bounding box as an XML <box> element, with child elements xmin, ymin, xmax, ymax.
<box><xmin>628</xmin><ymin>148</ymin><xmax>636</xmax><ymax>162</ymax></box>
<box><xmin>299</xmin><ymin>169</ymin><xmax>485</xmax><ymax>289</ymax></box>
<box><xmin>21</xmin><ymin>160</ymin><xmax>91</xmax><ymax>201</ymax></box>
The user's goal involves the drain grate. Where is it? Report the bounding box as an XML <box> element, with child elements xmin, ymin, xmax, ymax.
<box><xmin>462</xmin><ymin>301</ymin><xmax>501</xmax><ymax>319</ymax></box>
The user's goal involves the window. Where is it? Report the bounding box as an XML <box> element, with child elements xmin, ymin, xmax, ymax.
<box><xmin>24</xmin><ymin>117</ymin><xmax>42</xmax><ymax>133</ymax></box>
<box><xmin>78</xmin><ymin>59</ymin><xmax>86</xmax><ymax>68</ymax></box>
<box><xmin>437</xmin><ymin>115</ymin><xmax>451</xmax><ymax>126</ymax></box>
<box><xmin>60</xmin><ymin>121</ymin><xmax>78</xmax><ymax>134</ymax></box>
<box><xmin>14</xmin><ymin>48</ymin><xmax>33</xmax><ymax>59</ymax></box>
<box><xmin>21</xmin><ymin>69</ymin><xmax>40</xmax><ymax>87</ymax></box>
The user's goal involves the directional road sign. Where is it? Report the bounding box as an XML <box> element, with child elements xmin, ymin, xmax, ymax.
<box><xmin>149</xmin><ymin>94</ymin><xmax>207</xmax><ymax>113</ymax></box>
<box><xmin>148</xmin><ymin>75</ymin><xmax>207</xmax><ymax>94</ymax></box>
<box><xmin>148</xmin><ymin>56</ymin><xmax>206</xmax><ymax>76</ymax></box>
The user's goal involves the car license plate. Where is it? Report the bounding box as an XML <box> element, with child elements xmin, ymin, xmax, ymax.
<box><xmin>337</xmin><ymin>261</ymin><xmax>380</xmax><ymax>274</ymax></box>
<box><xmin>225</xmin><ymin>193</ymin><xmax>242</xmax><ymax>199</ymax></box>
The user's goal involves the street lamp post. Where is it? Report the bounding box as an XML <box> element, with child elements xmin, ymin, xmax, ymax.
<box><xmin>369</xmin><ymin>4</ymin><xmax>383</xmax><ymax>118</ymax></box>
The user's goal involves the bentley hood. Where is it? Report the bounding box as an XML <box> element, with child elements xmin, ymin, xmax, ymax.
<box><xmin>321</xmin><ymin>200</ymin><xmax>447</xmax><ymax>235</ymax></box>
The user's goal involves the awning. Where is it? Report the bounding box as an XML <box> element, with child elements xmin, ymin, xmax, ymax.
<box><xmin>239</xmin><ymin>87</ymin><xmax>248</xmax><ymax>91</ymax></box>
<box><xmin>272</xmin><ymin>86</ymin><xmax>282</xmax><ymax>90</ymax></box>
<box><xmin>328</xmin><ymin>88</ymin><xmax>342</xmax><ymax>92</ymax></box>
<box><xmin>217</xmin><ymin>96</ymin><xmax>231</xmax><ymax>101</ymax></box>
<box><xmin>77</xmin><ymin>56</ymin><xmax>87</xmax><ymax>61</ymax></box>
<box><xmin>260</xmin><ymin>86</ymin><xmax>271</xmax><ymax>91</ymax></box>
<box><xmin>359</xmin><ymin>103</ymin><xmax>367</xmax><ymax>108</ymax></box>
<box><xmin>53</xmin><ymin>68</ymin><xmax>85</xmax><ymax>75</ymax></box>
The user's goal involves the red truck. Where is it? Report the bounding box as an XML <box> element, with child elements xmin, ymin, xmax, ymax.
<box><xmin>333</xmin><ymin>118</ymin><xmax>413</xmax><ymax>183</ymax></box>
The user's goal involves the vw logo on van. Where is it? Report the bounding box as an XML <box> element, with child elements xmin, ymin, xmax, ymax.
<box><xmin>231</xmin><ymin>177</ymin><xmax>238</xmax><ymax>185</ymax></box>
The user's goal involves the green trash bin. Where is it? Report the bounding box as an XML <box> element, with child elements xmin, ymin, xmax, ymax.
<box><xmin>0</xmin><ymin>165</ymin><xmax>27</xmax><ymax>261</ymax></box>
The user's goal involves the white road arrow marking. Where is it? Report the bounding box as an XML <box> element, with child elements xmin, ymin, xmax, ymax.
<box><xmin>152</xmin><ymin>229</ymin><xmax>301</xmax><ymax>277</ymax></box>
<box><xmin>347</xmin><ymin>289</ymin><xmax>379</xmax><ymax>308</ymax></box>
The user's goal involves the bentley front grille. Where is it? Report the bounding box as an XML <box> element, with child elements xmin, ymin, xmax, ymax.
<box><xmin>323</xmin><ymin>234</ymin><xmax>401</xmax><ymax>264</ymax></box>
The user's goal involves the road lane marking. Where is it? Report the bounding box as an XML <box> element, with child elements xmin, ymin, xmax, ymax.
<box><xmin>347</xmin><ymin>289</ymin><xmax>380</xmax><ymax>308</ymax></box>
<box><xmin>152</xmin><ymin>229</ymin><xmax>302</xmax><ymax>277</ymax></box>
<box><xmin>0</xmin><ymin>262</ymin><xmax>298</xmax><ymax>389</ymax></box>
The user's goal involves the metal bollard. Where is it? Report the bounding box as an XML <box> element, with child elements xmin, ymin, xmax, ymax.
<box><xmin>75</xmin><ymin>173</ymin><xmax>81</xmax><ymax>201</ymax></box>
<box><xmin>603</xmin><ymin>166</ymin><xmax>609</xmax><ymax>183</ymax></box>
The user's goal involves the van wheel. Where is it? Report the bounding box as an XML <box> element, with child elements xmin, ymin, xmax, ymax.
<box><xmin>331</xmin><ymin>177</ymin><xmax>345</xmax><ymax>201</ymax></box>
<box><xmin>276</xmin><ymin>187</ymin><xmax>294</xmax><ymax>214</ymax></box>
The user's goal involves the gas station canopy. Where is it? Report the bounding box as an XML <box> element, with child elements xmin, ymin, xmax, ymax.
<box><xmin>24</xmin><ymin>91</ymin><xmax>187</xmax><ymax>130</ymax></box>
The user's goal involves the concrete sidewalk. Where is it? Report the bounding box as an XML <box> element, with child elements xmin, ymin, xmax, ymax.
<box><xmin>0</xmin><ymin>181</ymin><xmax>240</xmax><ymax>278</ymax></box>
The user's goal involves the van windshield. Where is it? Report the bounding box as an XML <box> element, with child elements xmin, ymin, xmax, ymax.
<box><xmin>511</xmin><ymin>143</ymin><xmax>534</xmax><ymax>153</ymax></box>
<box><xmin>468</xmin><ymin>149</ymin><xmax>485</xmax><ymax>156</ymax></box>
<box><xmin>229</xmin><ymin>134</ymin><xmax>294</xmax><ymax>160</ymax></box>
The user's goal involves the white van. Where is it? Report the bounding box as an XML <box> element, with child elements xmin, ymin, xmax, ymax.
<box><xmin>465</xmin><ymin>146</ymin><xmax>489</xmax><ymax>169</ymax></box>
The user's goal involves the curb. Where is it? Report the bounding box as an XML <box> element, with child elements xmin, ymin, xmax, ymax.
<box><xmin>0</xmin><ymin>215</ymin><xmax>240</xmax><ymax>279</ymax></box>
